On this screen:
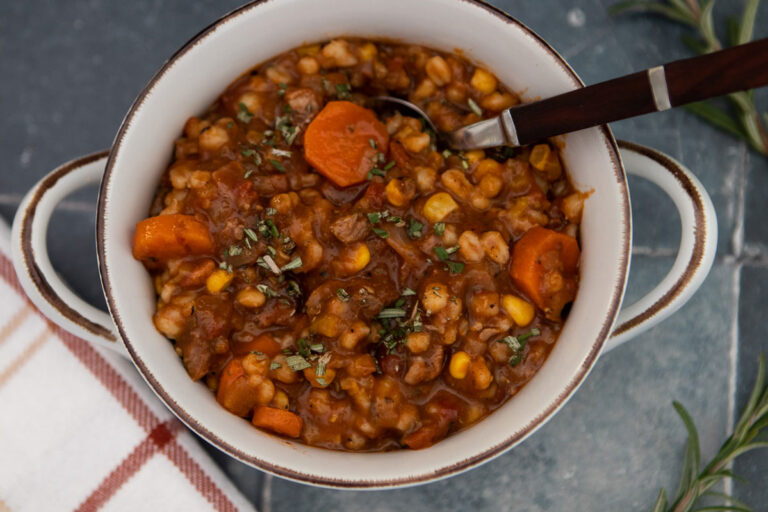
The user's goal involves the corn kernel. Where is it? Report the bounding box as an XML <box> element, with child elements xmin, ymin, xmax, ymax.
<box><xmin>449</xmin><ymin>351</ymin><xmax>471</xmax><ymax>379</ymax></box>
<box><xmin>529</xmin><ymin>144</ymin><xmax>552</xmax><ymax>171</ymax></box>
<box><xmin>337</xmin><ymin>242</ymin><xmax>370</xmax><ymax>275</ymax></box>
<box><xmin>385</xmin><ymin>179</ymin><xmax>409</xmax><ymax>207</ymax></box>
<box><xmin>423</xmin><ymin>192</ymin><xmax>458</xmax><ymax>222</ymax></box>
<box><xmin>464</xmin><ymin>150</ymin><xmax>485</xmax><ymax>165</ymax></box>
<box><xmin>502</xmin><ymin>295</ymin><xmax>535</xmax><ymax>326</ymax></box>
<box><xmin>272</xmin><ymin>390</ymin><xmax>289</xmax><ymax>410</ymax></box>
<box><xmin>358</xmin><ymin>42</ymin><xmax>378</xmax><ymax>61</ymax></box>
<box><xmin>470</xmin><ymin>68</ymin><xmax>498</xmax><ymax>94</ymax></box>
<box><xmin>206</xmin><ymin>269</ymin><xmax>234</xmax><ymax>294</ymax></box>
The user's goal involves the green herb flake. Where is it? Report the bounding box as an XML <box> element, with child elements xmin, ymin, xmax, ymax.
<box><xmin>285</xmin><ymin>355</ymin><xmax>312</xmax><ymax>372</ymax></box>
<box><xmin>434</xmin><ymin>246</ymin><xmax>450</xmax><ymax>261</ymax></box>
<box><xmin>377</xmin><ymin>308</ymin><xmax>406</xmax><ymax>319</ymax></box>
<box><xmin>401</xmin><ymin>288</ymin><xmax>416</xmax><ymax>296</ymax></box>
<box><xmin>335</xmin><ymin>83</ymin><xmax>351</xmax><ymax>99</ymax></box>
<box><xmin>366</xmin><ymin>167</ymin><xmax>386</xmax><ymax>180</ymax></box>
<box><xmin>383</xmin><ymin>161</ymin><xmax>396</xmax><ymax>171</ymax></box>
<box><xmin>337</xmin><ymin>288</ymin><xmax>351</xmax><ymax>302</ymax></box>
<box><xmin>277</xmin><ymin>82</ymin><xmax>287</xmax><ymax>96</ymax></box>
<box><xmin>280</xmin><ymin>257</ymin><xmax>303</xmax><ymax>272</ymax></box>
<box><xmin>315</xmin><ymin>352</ymin><xmax>332</xmax><ymax>377</ymax></box>
<box><xmin>368</xmin><ymin>138</ymin><xmax>378</xmax><ymax>149</ymax></box>
<box><xmin>467</xmin><ymin>97</ymin><xmax>483</xmax><ymax>117</ymax></box>
<box><xmin>446</xmin><ymin>260</ymin><xmax>465</xmax><ymax>274</ymax></box>
<box><xmin>270</xmin><ymin>361</ymin><xmax>282</xmax><ymax>370</ymax></box>
<box><xmin>310</xmin><ymin>343</ymin><xmax>325</xmax><ymax>353</ymax></box>
<box><xmin>297</xmin><ymin>338</ymin><xmax>310</xmax><ymax>358</ymax></box>
<box><xmin>367</xmin><ymin>212</ymin><xmax>381</xmax><ymax>224</ymax></box>
<box><xmin>269</xmin><ymin>159</ymin><xmax>287</xmax><ymax>173</ymax></box>
<box><xmin>228</xmin><ymin>245</ymin><xmax>243</xmax><ymax>257</ymax></box>
<box><xmin>408</xmin><ymin>219</ymin><xmax>424</xmax><ymax>239</ymax></box>
<box><xmin>433</xmin><ymin>222</ymin><xmax>446</xmax><ymax>236</ymax></box>
<box><xmin>237</xmin><ymin>102</ymin><xmax>254</xmax><ymax>124</ymax></box>
<box><xmin>256</xmin><ymin>283</ymin><xmax>278</xmax><ymax>297</ymax></box>
<box><xmin>372</xmin><ymin>227</ymin><xmax>389</xmax><ymax>239</ymax></box>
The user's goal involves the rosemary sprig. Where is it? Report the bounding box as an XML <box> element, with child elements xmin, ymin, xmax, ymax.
<box><xmin>650</xmin><ymin>355</ymin><xmax>768</xmax><ymax>512</ymax></box>
<box><xmin>610</xmin><ymin>0</ymin><xmax>768</xmax><ymax>156</ymax></box>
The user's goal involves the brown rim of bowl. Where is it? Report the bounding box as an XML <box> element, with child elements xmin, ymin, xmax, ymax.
<box><xmin>96</xmin><ymin>0</ymin><xmax>631</xmax><ymax>488</ymax></box>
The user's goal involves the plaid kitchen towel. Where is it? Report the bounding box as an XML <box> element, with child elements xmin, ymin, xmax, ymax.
<box><xmin>0</xmin><ymin>219</ymin><xmax>255</xmax><ymax>512</ymax></box>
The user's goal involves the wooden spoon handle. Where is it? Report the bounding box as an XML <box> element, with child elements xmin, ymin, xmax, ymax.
<box><xmin>509</xmin><ymin>38</ymin><xmax>768</xmax><ymax>146</ymax></box>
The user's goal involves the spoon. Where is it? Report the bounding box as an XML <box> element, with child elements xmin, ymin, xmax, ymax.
<box><xmin>371</xmin><ymin>37</ymin><xmax>768</xmax><ymax>150</ymax></box>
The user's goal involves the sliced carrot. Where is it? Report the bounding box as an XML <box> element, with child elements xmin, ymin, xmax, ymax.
<box><xmin>304</xmin><ymin>101</ymin><xmax>389</xmax><ymax>187</ymax></box>
<box><xmin>132</xmin><ymin>214</ymin><xmax>214</xmax><ymax>261</ymax></box>
<box><xmin>216</xmin><ymin>358</ymin><xmax>258</xmax><ymax>418</ymax></box>
<box><xmin>232</xmin><ymin>333</ymin><xmax>282</xmax><ymax>358</ymax></box>
<box><xmin>252</xmin><ymin>406</ymin><xmax>303</xmax><ymax>438</ymax></box>
<box><xmin>509</xmin><ymin>226</ymin><xmax>580</xmax><ymax>319</ymax></box>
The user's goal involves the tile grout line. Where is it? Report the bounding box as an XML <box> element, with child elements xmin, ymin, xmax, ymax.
<box><xmin>259</xmin><ymin>474</ymin><xmax>273</xmax><ymax>512</ymax></box>
<box><xmin>724</xmin><ymin>143</ymin><xmax>748</xmax><ymax>498</ymax></box>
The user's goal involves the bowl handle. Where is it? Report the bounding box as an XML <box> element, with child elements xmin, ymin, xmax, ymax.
<box><xmin>604</xmin><ymin>140</ymin><xmax>718</xmax><ymax>352</ymax></box>
<box><xmin>10</xmin><ymin>151</ymin><xmax>128</xmax><ymax>357</ymax></box>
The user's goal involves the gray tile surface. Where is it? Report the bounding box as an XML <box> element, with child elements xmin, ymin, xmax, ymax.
<box><xmin>2</xmin><ymin>0</ymin><xmax>767</xmax><ymax>510</ymax></box>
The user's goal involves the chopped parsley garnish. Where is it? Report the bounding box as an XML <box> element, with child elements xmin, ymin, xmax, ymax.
<box><xmin>467</xmin><ymin>97</ymin><xmax>483</xmax><ymax>117</ymax></box>
<box><xmin>367</xmin><ymin>167</ymin><xmax>386</xmax><ymax>180</ymax></box>
<box><xmin>218</xmin><ymin>261</ymin><xmax>233</xmax><ymax>274</ymax></box>
<box><xmin>372</xmin><ymin>227</ymin><xmax>389</xmax><ymax>239</ymax></box>
<box><xmin>310</xmin><ymin>343</ymin><xmax>326</xmax><ymax>353</ymax></box>
<box><xmin>445</xmin><ymin>260</ymin><xmax>465</xmax><ymax>274</ymax></box>
<box><xmin>261</xmin><ymin>255</ymin><xmax>282</xmax><ymax>274</ymax></box>
<box><xmin>498</xmin><ymin>328</ymin><xmax>541</xmax><ymax>366</ymax></box>
<box><xmin>377</xmin><ymin>308</ymin><xmax>407</xmax><ymax>319</ymax></box>
<box><xmin>265</xmin><ymin>207</ymin><xmax>277</xmax><ymax>216</ymax></box>
<box><xmin>280</xmin><ymin>257</ymin><xmax>303</xmax><ymax>272</ymax></box>
<box><xmin>315</xmin><ymin>352</ymin><xmax>332</xmax><ymax>377</ymax></box>
<box><xmin>408</xmin><ymin>219</ymin><xmax>424</xmax><ymax>239</ymax></box>
<box><xmin>383</xmin><ymin>160</ymin><xmax>396</xmax><ymax>171</ymax></box>
<box><xmin>269</xmin><ymin>361</ymin><xmax>282</xmax><ymax>370</ymax></box>
<box><xmin>433</xmin><ymin>222</ymin><xmax>446</xmax><ymax>236</ymax></box>
<box><xmin>337</xmin><ymin>288</ymin><xmax>351</xmax><ymax>302</ymax></box>
<box><xmin>335</xmin><ymin>83</ymin><xmax>351</xmax><ymax>99</ymax></box>
<box><xmin>256</xmin><ymin>284</ymin><xmax>278</xmax><ymax>297</ymax></box>
<box><xmin>285</xmin><ymin>355</ymin><xmax>312</xmax><ymax>371</ymax></box>
<box><xmin>277</xmin><ymin>82</ymin><xmax>287</xmax><ymax>96</ymax></box>
<box><xmin>434</xmin><ymin>245</ymin><xmax>459</xmax><ymax>261</ymax></box>
<box><xmin>271</xmin><ymin>148</ymin><xmax>293</xmax><ymax>158</ymax></box>
<box><xmin>264</xmin><ymin>219</ymin><xmax>279</xmax><ymax>238</ymax></box>
<box><xmin>368</xmin><ymin>138</ymin><xmax>377</xmax><ymax>149</ymax></box>
<box><xmin>401</xmin><ymin>288</ymin><xmax>416</xmax><ymax>296</ymax></box>
<box><xmin>237</xmin><ymin>102</ymin><xmax>254</xmax><ymax>123</ymax></box>
<box><xmin>367</xmin><ymin>212</ymin><xmax>380</xmax><ymax>224</ymax></box>
<box><xmin>286</xmin><ymin>280</ymin><xmax>302</xmax><ymax>298</ymax></box>
<box><xmin>297</xmin><ymin>338</ymin><xmax>310</xmax><ymax>358</ymax></box>
<box><xmin>441</xmin><ymin>149</ymin><xmax>452</xmax><ymax>159</ymax></box>
<box><xmin>269</xmin><ymin>159</ymin><xmax>286</xmax><ymax>173</ymax></box>
<box><xmin>275</xmin><ymin>115</ymin><xmax>299</xmax><ymax>145</ymax></box>
<box><xmin>228</xmin><ymin>245</ymin><xmax>243</xmax><ymax>257</ymax></box>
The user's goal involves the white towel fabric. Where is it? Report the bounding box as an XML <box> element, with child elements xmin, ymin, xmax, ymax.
<box><xmin>0</xmin><ymin>219</ymin><xmax>256</xmax><ymax>512</ymax></box>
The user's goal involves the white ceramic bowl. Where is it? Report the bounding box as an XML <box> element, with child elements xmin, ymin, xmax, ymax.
<box><xmin>11</xmin><ymin>0</ymin><xmax>717</xmax><ymax>488</ymax></box>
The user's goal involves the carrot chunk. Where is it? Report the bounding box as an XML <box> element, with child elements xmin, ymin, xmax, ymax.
<box><xmin>252</xmin><ymin>406</ymin><xmax>303</xmax><ymax>438</ymax></box>
<box><xmin>132</xmin><ymin>214</ymin><xmax>214</xmax><ymax>261</ymax></box>
<box><xmin>509</xmin><ymin>226</ymin><xmax>580</xmax><ymax>319</ymax></box>
<box><xmin>304</xmin><ymin>101</ymin><xmax>389</xmax><ymax>187</ymax></box>
<box><xmin>216</xmin><ymin>358</ymin><xmax>257</xmax><ymax>418</ymax></box>
<box><xmin>232</xmin><ymin>333</ymin><xmax>282</xmax><ymax>358</ymax></box>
